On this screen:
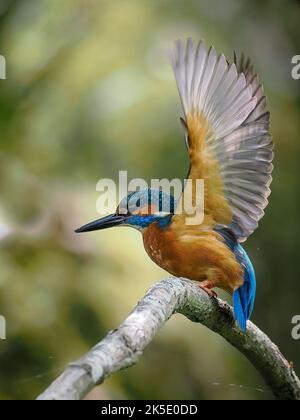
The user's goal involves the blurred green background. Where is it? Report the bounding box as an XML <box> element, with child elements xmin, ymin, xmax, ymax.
<box><xmin>0</xmin><ymin>0</ymin><xmax>299</xmax><ymax>400</ymax></box>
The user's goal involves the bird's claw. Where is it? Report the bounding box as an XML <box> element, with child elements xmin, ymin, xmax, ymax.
<box><xmin>198</xmin><ymin>284</ymin><xmax>218</xmax><ymax>298</ymax></box>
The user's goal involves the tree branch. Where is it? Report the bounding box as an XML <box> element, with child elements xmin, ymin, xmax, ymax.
<box><xmin>37</xmin><ymin>277</ymin><xmax>300</xmax><ymax>400</ymax></box>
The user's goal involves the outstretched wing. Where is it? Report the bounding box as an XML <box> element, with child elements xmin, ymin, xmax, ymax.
<box><xmin>170</xmin><ymin>39</ymin><xmax>273</xmax><ymax>242</ymax></box>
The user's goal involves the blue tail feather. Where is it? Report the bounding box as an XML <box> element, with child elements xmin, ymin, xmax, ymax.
<box><xmin>214</xmin><ymin>227</ymin><xmax>256</xmax><ymax>332</ymax></box>
<box><xmin>232</xmin><ymin>244</ymin><xmax>256</xmax><ymax>331</ymax></box>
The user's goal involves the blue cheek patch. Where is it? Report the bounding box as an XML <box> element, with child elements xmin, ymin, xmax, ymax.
<box><xmin>126</xmin><ymin>215</ymin><xmax>172</xmax><ymax>229</ymax></box>
<box><xmin>126</xmin><ymin>215</ymin><xmax>156</xmax><ymax>228</ymax></box>
<box><xmin>157</xmin><ymin>215</ymin><xmax>173</xmax><ymax>229</ymax></box>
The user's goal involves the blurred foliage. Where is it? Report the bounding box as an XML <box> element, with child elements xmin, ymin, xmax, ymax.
<box><xmin>0</xmin><ymin>0</ymin><xmax>299</xmax><ymax>400</ymax></box>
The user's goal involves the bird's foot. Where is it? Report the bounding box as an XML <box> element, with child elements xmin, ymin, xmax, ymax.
<box><xmin>198</xmin><ymin>281</ymin><xmax>217</xmax><ymax>298</ymax></box>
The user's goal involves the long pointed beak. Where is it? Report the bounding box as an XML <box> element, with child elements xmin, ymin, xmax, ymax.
<box><xmin>75</xmin><ymin>214</ymin><xmax>126</xmax><ymax>233</ymax></box>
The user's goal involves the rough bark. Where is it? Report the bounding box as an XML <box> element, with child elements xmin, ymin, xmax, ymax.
<box><xmin>37</xmin><ymin>277</ymin><xmax>300</xmax><ymax>400</ymax></box>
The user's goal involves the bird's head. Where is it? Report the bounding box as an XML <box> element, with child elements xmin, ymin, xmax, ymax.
<box><xmin>75</xmin><ymin>188</ymin><xmax>176</xmax><ymax>234</ymax></box>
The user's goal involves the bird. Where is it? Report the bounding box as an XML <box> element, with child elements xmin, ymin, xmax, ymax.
<box><xmin>75</xmin><ymin>39</ymin><xmax>273</xmax><ymax>331</ymax></box>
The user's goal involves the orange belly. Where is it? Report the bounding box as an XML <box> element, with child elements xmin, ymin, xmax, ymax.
<box><xmin>143</xmin><ymin>222</ymin><xmax>244</xmax><ymax>294</ymax></box>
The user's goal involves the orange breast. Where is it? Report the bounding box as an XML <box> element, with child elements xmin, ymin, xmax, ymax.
<box><xmin>143</xmin><ymin>221</ymin><xmax>243</xmax><ymax>294</ymax></box>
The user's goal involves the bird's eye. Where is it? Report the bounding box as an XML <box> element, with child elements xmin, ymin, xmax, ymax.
<box><xmin>116</xmin><ymin>205</ymin><xmax>130</xmax><ymax>216</ymax></box>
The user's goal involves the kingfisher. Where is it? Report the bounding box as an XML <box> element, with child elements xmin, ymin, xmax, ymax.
<box><xmin>76</xmin><ymin>39</ymin><xmax>273</xmax><ymax>331</ymax></box>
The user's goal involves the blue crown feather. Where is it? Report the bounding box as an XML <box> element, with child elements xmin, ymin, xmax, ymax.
<box><xmin>120</xmin><ymin>189</ymin><xmax>176</xmax><ymax>230</ymax></box>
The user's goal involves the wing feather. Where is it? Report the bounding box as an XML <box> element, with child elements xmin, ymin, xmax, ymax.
<box><xmin>171</xmin><ymin>39</ymin><xmax>273</xmax><ymax>241</ymax></box>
